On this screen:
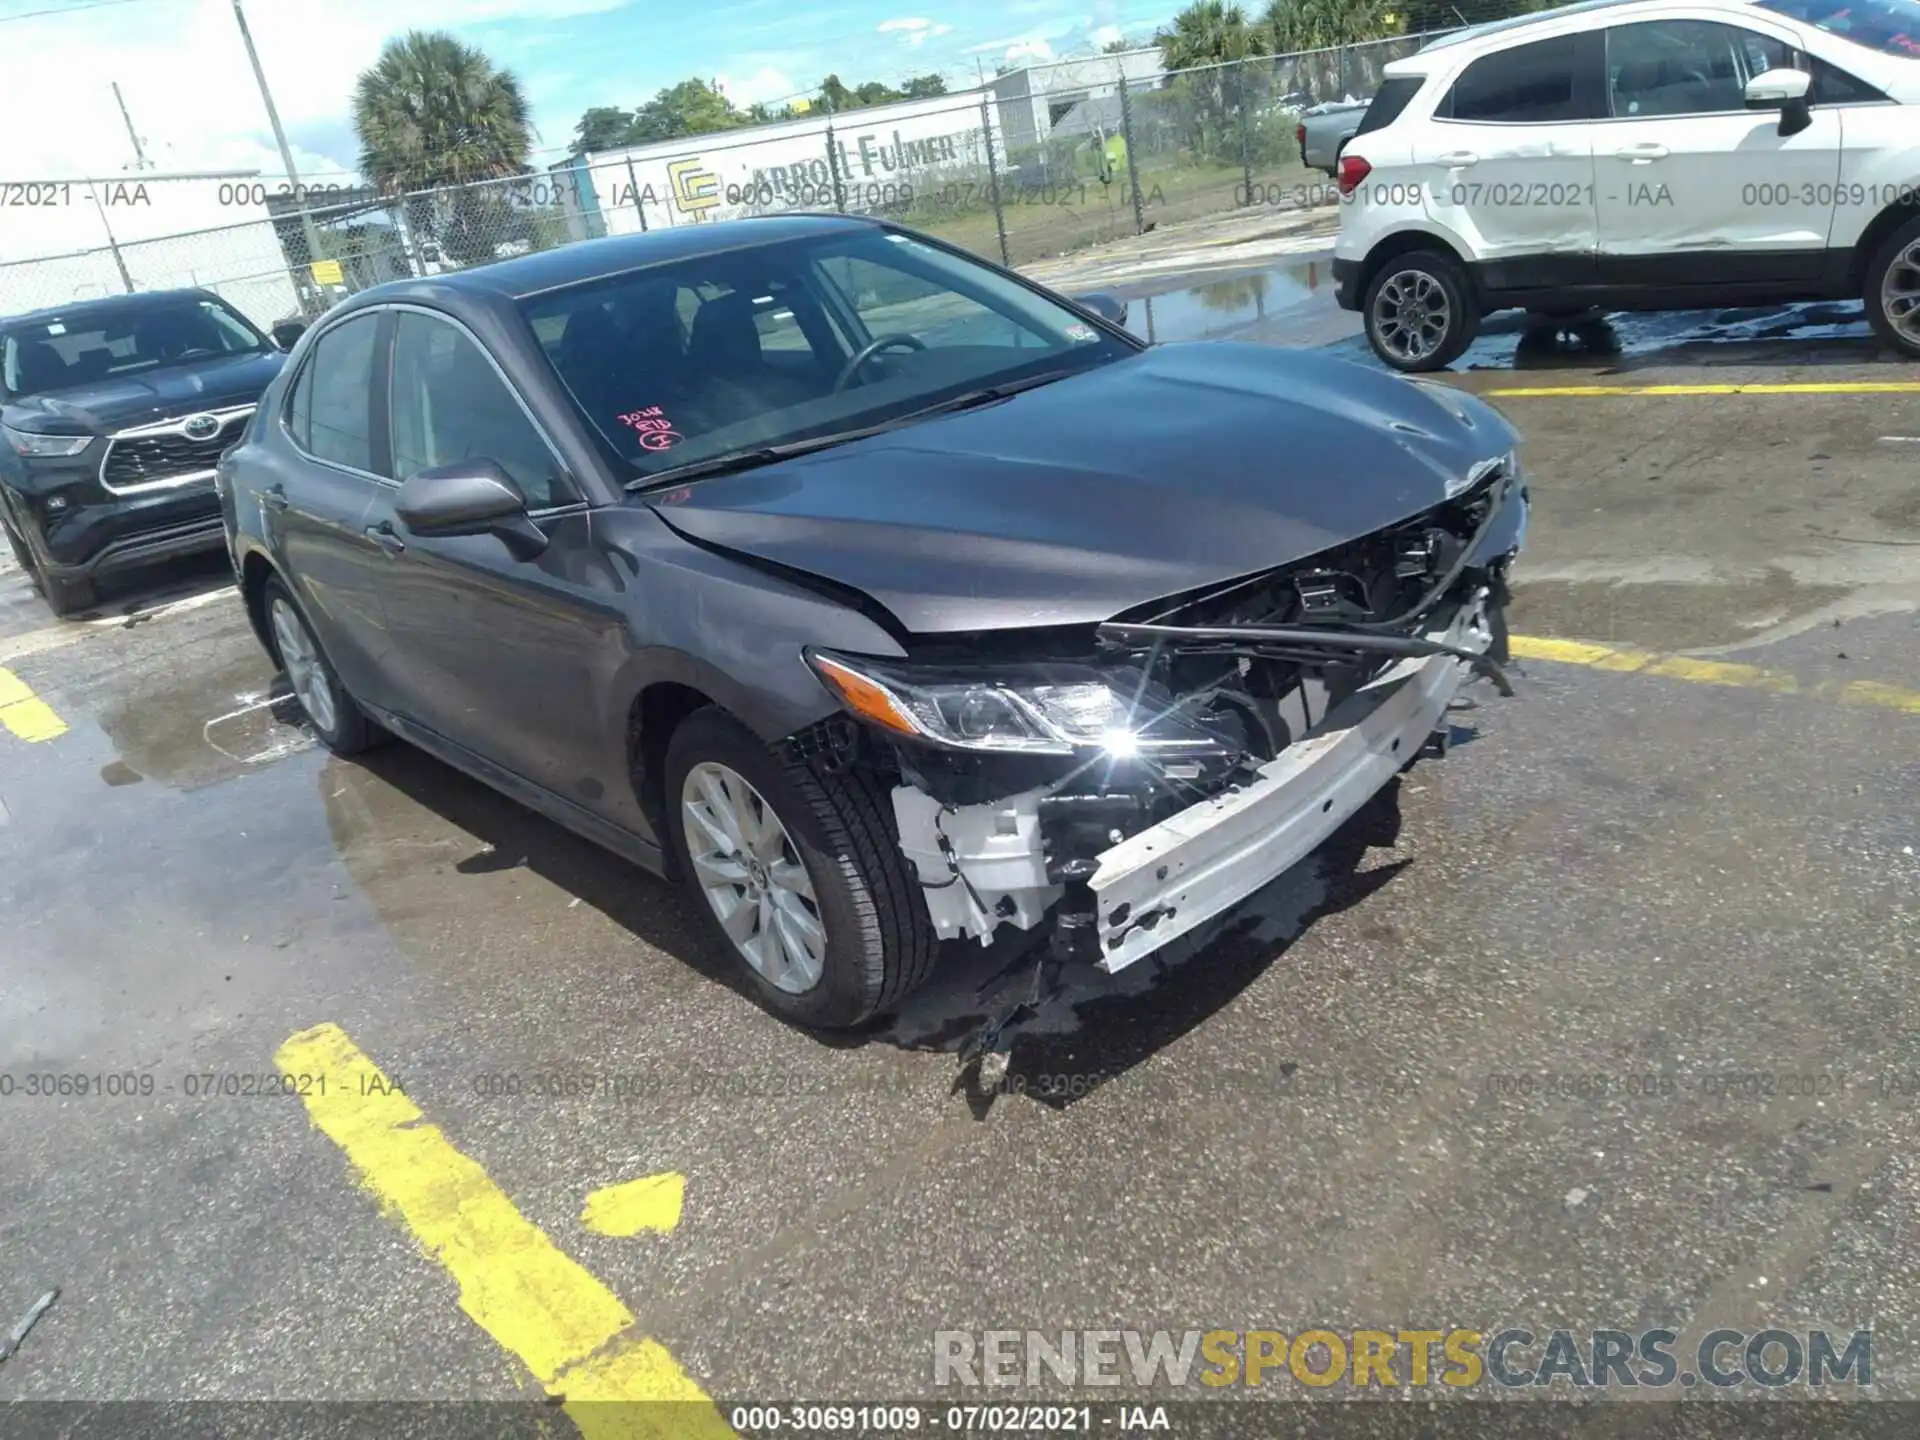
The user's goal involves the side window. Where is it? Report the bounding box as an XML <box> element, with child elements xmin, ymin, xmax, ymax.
<box><xmin>1356</xmin><ymin>76</ymin><xmax>1426</xmax><ymax>136</ymax></box>
<box><xmin>283</xmin><ymin>357</ymin><xmax>313</xmax><ymax>451</ymax></box>
<box><xmin>1807</xmin><ymin>54</ymin><xmax>1888</xmax><ymax>102</ymax></box>
<box><xmin>389</xmin><ymin>312</ymin><xmax>571</xmax><ymax>510</ymax></box>
<box><xmin>1606</xmin><ymin>21</ymin><xmax>1761</xmax><ymax>117</ymax></box>
<box><xmin>301</xmin><ymin>314</ymin><xmax>380</xmax><ymax>471</ymax></box>
<box><xmin>1443</xmin><ymin>35</ymin><xmax>1584</xmax><ymax>123</ymax></box>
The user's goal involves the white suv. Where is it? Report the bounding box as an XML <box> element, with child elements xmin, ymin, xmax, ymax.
<box><xmin>1331</xmin><ymin>0</ymin><xmax>1920</xmax><ymax>370</ymax></box>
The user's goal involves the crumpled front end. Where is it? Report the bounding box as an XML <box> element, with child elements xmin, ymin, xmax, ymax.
<box><xmin>794</xmin><ymin>459</ymin><xmax>1526</xmax><ymax>973</ymax></box>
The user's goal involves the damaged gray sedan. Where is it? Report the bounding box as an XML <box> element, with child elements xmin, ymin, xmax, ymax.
<box><xmin>218</xmin><ymin>214</ymin><xmax>1526</xmax><ymax>1030</ymax></box>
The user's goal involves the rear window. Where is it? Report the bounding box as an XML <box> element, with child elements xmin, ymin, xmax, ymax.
<box><xmin>1356</xmin><ymin>76</ymin><xmax>1427</xmax><ymax>135</ymax></box>
<box><xmin>1442</xmin><ymin>34</ymin><xmax>1586</xmax><ymax>122</ymax></box>
<box><xmin>1757</xmin><ymin>0</ymin><xmax>1920</xmax><ymax>57</ymax></box>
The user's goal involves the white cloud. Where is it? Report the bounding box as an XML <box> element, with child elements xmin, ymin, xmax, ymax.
<box><xmin>1091</xmin><ymin>24</ymin><xmax>1125</xmax><ymax>48</ymax></box>
<box><xmin>1003</xmin><ymin>37</ymin><xmax>1056</xmax><ymax>64</ymax></box>
<box><xmin>877</xmin><ymin>16</ymin><xmax>953</xmax><ymax>49</ymax></box>
<box><xmin>715</xmin><ymin>66</ymin><xmax>801</xmax><ymax>108</ymax></box>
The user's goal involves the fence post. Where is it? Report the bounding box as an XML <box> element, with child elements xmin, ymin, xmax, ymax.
<box><xmin>623</xmin><ymin>155</ymin><xmax>649</xmax><ymax>232</ymax></box>
<box><xmin>979</xmin><ymin>91</ymin><xmax>1010</xmax><ymax>268</ymax></box>
<box><xmin>1236</xmin><ymin>59</ymin><xmax>1253</xmax><ymax>207</ymax></box>
<box><xmin>825</xmin><ymin>100</ymin><xmax>848</xmax><ymax>212</ymax></box>
<box><xmin>1117</xmin><ymin>74</ymin><xmax>1145</xmax><ymax>236</ymax></box>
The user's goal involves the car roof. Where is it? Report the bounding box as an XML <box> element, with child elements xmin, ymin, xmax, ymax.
<box><xmin>0</xmin><ymin>287</ymin><xmax>226</xmax><ymax>331</ymax></box>
<box><xmin>1416</xmin><ymin>0</ymin><xmax>1756</xmax><ymax>54</ymax></box>
<box><xmin>386</xmin><ymin>212</ymin><xmax>883</xmax><ymax>305</ymax></box>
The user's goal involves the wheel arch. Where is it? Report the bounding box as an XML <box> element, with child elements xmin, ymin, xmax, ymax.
<box><xmin>1358</xmin><ymin>227</ymin><xmax>1474</xmax><ymax>303</ymax></box>
<box><xmin>1849</xmin><ymin>197</ymin><xmax>1920</xmax><ymax>295</ymax></box>
<box><xmin>237</xmin><ymin>544</ymin><xmax>280</xmax><ymax>663</ymax></box>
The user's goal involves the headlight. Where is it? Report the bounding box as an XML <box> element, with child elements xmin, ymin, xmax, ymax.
<box><xmin>3</xmin><ymin>425</ymin><xmax>91</xmax><ymax>458</ymax></box>
<box><xmin>807</xmin><ymin>650</ymin><xmax>1234</xmax><ymax>757</ymax></box>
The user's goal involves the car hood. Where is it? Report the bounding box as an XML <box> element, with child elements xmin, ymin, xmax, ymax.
<box><xmin>647</xmin><ymin>341</ymin><xmax>1519</xmax><ymax>635</ymax></box>
<box><xmin>1</xmin><ymin>350</ymin><xmax>285</xmax><ymax>435</ymax></box>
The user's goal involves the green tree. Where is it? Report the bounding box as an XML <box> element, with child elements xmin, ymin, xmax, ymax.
<box><xmin>1103</xmin><ymin>37</ymin><xmax>1133</xmax><ymax>53</ymax></box>
<box><xmin>631</xmin><ymin>78</ymin><xmax>744</xmax><ymax>143</ymax></box>
<box><xmin>1154</xmin><ymin>1</ymin><xmax>1271</xmax><ymax>69</ymax></box>
<box><xmin>817</xmin><ymin>74</ymin><xmax>856</xmax><ymax>112</ymax></box>
<box><xmin>901</xmin><ymin>73</ymin><xmax>948</xmax><ymax>97</ymax></box>
<box><xmin>352</xmin><ymin>31</ymin><xmax>533</xmax><ymax>191</ymax></box>
<box><xmin>571</xmin><ymin>105</ymin><xmax>637</xmax><ymax>155</ymax></box>
<box><xmin>1261</xmin><ymin>0</ymin><xmax>1400</xmax><ymax>51</ymax></box>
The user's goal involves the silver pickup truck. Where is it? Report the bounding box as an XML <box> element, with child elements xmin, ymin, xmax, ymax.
<box><xmin>1295</xmin><ymin>96</ymin><xmax>1372</xmax><ymax>176</ymax></box>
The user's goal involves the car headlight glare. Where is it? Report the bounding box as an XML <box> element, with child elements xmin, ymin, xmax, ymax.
<box><xmin>2</xmin><ymin>425</ymin><xmax>90</xmax><ymax>458</ymax></box>
<box><xmin>807</xmin><ymin>651</ymin><xmax>1232</xmax><ymax>757</ymax></box>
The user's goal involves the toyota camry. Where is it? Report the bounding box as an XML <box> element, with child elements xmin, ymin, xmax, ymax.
<box><xmin>217</xmin><ymin>214</ymin><xmax>1528</xmax><ymax>1029</ymax></box>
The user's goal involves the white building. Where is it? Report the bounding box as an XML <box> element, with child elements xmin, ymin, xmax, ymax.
<box><xmin>553</xmin><ymin>89</ymin><xmax>1005</xmax><ymax>239</ymax></box>
<box><xmin>986</xmin><ymin>48</ymin><xmax>1167</xmax><ymax>158</ymax></box>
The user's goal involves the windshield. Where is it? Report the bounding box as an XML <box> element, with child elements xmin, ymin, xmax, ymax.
<box><xmin>0</xmin><ymin>296</ymin><xmax>270</xmax><ymax>401</ymax></box>
<box><xmin>1757</xmin><ymin>0</ymin><xmax>1920</xmax><ymax>56</ymax></box>
<box><xmin>519</xmin><ymin>226</ymin><xmax>1137</xmax><ymax>481</ymax></box>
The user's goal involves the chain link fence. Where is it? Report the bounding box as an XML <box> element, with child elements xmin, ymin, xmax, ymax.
<box><xmin>0</xmin><ymin>33</ymin><xmax>1456</xmax><ymax>324</ymax></box>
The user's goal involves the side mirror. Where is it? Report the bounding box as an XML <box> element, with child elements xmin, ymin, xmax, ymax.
<box><xmin>270</xmin><ymin>319</ymin><xmax>307</xmax><ymax>351</ymax></box>
<box><xmin>394</xmin><ymin>459</ymin><xmax>549</xmax><ymax>560</ymax></box>
<box><xmin>1072</xmin><ymin>292</ymin><xmax>1128</xmax><ymax>327</ymax></box>
<box><xmin>1745</xmin><ymin>67</ymin><xmax>1813</xmax><ymax>136</ymax></box>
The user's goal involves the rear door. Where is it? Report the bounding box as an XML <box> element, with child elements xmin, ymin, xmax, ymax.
<box><xmin>1414</xmin><ymin>30</ymin><xmax>1606</xmax><ymax>289</ymax></box>
<box><xmin>1593</xmin><ymin>17</ymin><xmax>1842</xmax><ymax>283</ymax></box>
<box><xmin>268</xmin><ymin>310</ymin><xmax>398</xmax><ymax>706</ymax></box>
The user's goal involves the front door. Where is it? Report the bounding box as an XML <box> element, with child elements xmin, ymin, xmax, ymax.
<box><xmin>369</xmin><ymin>309</ymin><xmax>625</xmax><ymax>808</ymax></box>
<box><xmin>1594</xmin><ymin>18</ymin><xmax>1842</xmax><ymax>285</ymax></box>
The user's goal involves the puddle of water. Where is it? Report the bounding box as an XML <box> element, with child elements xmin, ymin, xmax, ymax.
<box><xmin>1118</xmin><ymin>258</ymin><xmax>1341</xmax><ymax>344</ymax></box>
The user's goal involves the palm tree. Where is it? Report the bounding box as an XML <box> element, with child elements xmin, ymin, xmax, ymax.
<box><xmin>1155</xmin><ymin>1</ymin><xmax>1271</xmax><ymax>70</ymax></box>
<box><xmin>353</xmin><ymin>32</ymin><xmax>534</xmax><ymax>270</ymax></box>
<box><xmin>353</xmin><ymin>31</ymin><xmax>533</xmax><ymax>193</ymax></box>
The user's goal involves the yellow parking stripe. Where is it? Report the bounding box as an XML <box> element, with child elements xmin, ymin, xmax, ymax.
<box><xmin>276</xmin><ymin>1023</ymin><xmax>733</xmax><ymax>1440</ymax></box>
<box><xmin>0</xmin><ymin>665</ymin><xmax>67</xmax><ymax>742</ymax></box>
<box><xmin>1511</xmin><ymin>635</ymin><xmax>1920</xmax><ymax>714</ymax></box>
<box><xmin>1483</xmin><ymin>381</ymin><xmax>1920</xmax><ymax>397</ymax></box>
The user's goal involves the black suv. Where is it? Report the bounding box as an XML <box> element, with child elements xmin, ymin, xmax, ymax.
<box><xmin>1</xmin><ymin>288</ymin><xmax>302</xmax><ymax>615</ymax></box>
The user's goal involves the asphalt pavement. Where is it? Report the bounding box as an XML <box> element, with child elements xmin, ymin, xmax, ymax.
<box><xmin>1</xmin><ymin>268</ymin><xmax>1916</xmax><ymax>1433</ymax></box>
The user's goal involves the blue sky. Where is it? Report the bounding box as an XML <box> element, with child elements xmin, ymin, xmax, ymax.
<box><xmin>0</xmin><ymin>0</ymin><xmax>1179</xmax><ymax>258</ymax></box>
<box><xmin>352</xmin><ymin>0</ymin><xmax>1187</xmax><ymax>163</ymax></box>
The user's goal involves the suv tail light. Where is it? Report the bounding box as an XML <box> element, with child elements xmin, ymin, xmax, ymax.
<box><xmin>1336</xmin><ymin>154</ymin><xmax>1371</xmax><ymax>197</ymax></box>
<box><xmin>1295</xmin><ymin>123</ymin><xmax>1306</xmax><ymax>149</ymax></box>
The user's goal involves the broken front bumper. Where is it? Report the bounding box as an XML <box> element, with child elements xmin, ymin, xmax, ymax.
<box><xmin>1088</xmin><ymin>599</ymin><xmax>1494</xmax><ymax>973</ymax></box>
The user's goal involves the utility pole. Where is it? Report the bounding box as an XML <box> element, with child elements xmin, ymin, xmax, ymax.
<box><xmin>231</xmin><ymin>0</ymin><xmax>325</xmax><ymax>275</ymax></box>
<box><xmin>111</xmin><ymin>83</ymin><xmax>151</xmax><ymax>170</ymax></box>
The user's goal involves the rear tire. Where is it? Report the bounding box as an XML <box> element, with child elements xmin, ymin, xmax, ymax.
<box><xmin>1363</xmin><ymin>249</ymin><xmax>1480</xmax><ymax>373</ymax></box>
<box><xmin>664</xmin><ymin>706</ymin><xmax>938</xmax><ymax>1029</ymax></box>
<box><xmin>262</xmin><ymin>575</ymin><xmax>379</xmax><ymax>756</ymax></box>
<box><xmin>1865</xmin><ymin>214</ymin><xmax>1920</xmax><ymax>358</ymax></box>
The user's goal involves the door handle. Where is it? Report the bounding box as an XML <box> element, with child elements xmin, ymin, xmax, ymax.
<box><xmin>365</xmin><ymin>521</ymin><xmax>406</xmax><ymax>556</ymax></box>
<box><xmin>261</xmin><ymin>484</ymin><xmax>289</xmax><ymax>514</ymax></box>
<box><xmin>1615</xmin><ymin>143</ymin><xmax>1669</xmax><ymax>162</ymax></box>
<box><xmin>1437</xmin><ymin>150</ymin><xmax>1479</xmax><ymax>167</ymax></box>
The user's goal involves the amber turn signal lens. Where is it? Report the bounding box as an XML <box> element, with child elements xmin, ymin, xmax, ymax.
<box><xmin>810</xmin><ymin>655</ymin><xmax>921</xmax><ymax>737</ymax></box>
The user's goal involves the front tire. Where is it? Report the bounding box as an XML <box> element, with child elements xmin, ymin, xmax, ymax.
<box><xmin>1364</xmin><ymin>249</ymin><xmax>1480</xmax><ymax>373</ymax></box>
<box><xmin>664</xmin><ymin>706</ymin><xmax>937</xmax><ymax>1029</ymax></box>
<box><xmin>1865</xmin><ymin>215</ymin><xmax>1920</xmax><ymax>358</ymax></box>
<box><xmin>262</xmin><ymin>575</ymin><xmax>379</xmax><ymax>756</ymax></box>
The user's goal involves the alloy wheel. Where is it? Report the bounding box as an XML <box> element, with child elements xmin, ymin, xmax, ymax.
<box><xmin>1372</xmin><ymin>268</ymin><xmax>1452</xmax><ymax>364</ymax></box>
<box><xmin>1881</xmin><ymin>238</ymin><xmax>1920</xmax><ymax>346</ymax></box>
<box><xmin>680</xmin><ymin>761</ymin><xmax>825</xmax><ymax>994</ymax></box>
<box><xmin>270</xmin><ymin>595</ymin><xmax>338</xmax><ymax>736</ymax></box>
